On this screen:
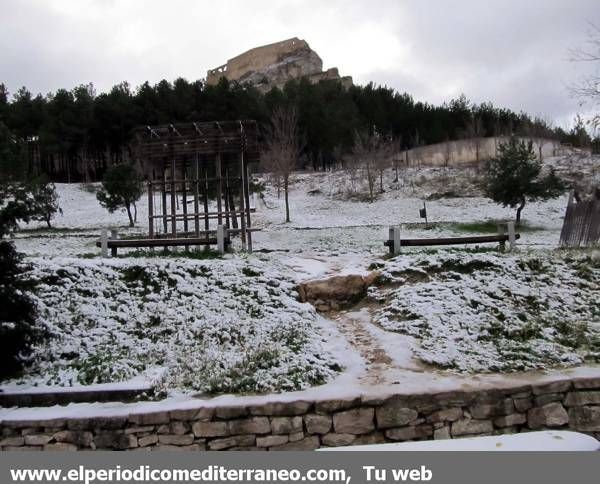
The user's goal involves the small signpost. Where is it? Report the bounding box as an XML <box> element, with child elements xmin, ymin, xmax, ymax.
<box><xmin>419</xmin><ymin>201</ymin><xmax>428</xmax><ymax>228</ymax></box>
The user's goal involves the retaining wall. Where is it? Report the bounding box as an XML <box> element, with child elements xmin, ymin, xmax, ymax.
<box><xmin>1</xmin><ymin>377</ymin><xmax>599</xmax><ymax>451</ymax></box>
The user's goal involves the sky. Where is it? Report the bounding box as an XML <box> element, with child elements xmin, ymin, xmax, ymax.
<box><xmin>1</xmin><ymin>0</ymin><xmax>598</xmax><ymax>129</ymax></box>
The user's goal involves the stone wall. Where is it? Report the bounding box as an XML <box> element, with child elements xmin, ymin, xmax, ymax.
<box><xmin>400</xmin><ymin>137</ymin><xmax>562</xmax><ymax>168</ymax></box>
<box><xmin>2</xmin><ymin>377</ymin><xmax>599</xmax><ymax>451</ymax></box>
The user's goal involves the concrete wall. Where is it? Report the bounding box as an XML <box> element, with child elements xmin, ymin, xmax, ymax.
<box><xmin>400</xmin><ymin>137</ymin><xmax>562</xmax><ymax>168</ymax></box>
<box><xmin>207</xmin><ymin>38</ymin><xmax>320</xmax><ymax>85</ymax></box>
<box><xmin>2</xmin><ymin>376</ymin><xmax>599</xmax><ymax>451</ymax></box>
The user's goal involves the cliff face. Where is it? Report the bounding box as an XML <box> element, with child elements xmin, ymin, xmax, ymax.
<box><xmin>206</xmin><ymin>37</ymin><xmax>352</xmax><ymax>92</ymax></box>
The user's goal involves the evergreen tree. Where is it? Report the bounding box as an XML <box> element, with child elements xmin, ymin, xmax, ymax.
<box><xmin>484</xmin><ymin>137</ymin><xmax>565</xmax><ymax>225</ymax></box>
<box><xmin>96</xmin><ymin>163</ymin><xmax>143</xmax><ymax>227</ymax></box>
<box><xmin>0</xmin><ymin>182</ymin><xmax>45</xmax><ymax>379</ymax></box>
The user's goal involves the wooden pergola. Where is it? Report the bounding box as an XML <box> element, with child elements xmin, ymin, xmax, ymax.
<box><xmin>132</xmin><ymin>120</ymin><xmax>260</xmax><ymax>252</ymax></box>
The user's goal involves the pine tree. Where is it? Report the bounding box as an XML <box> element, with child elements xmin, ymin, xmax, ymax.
<box><xmin>484</xmin><ymin>137</ymin><xmax>565</xmax><ymax>225</ymax></box>
<box><xmin>96</xmin><ymin>164</ymin><xmax>143</xmax><ymax>227</ymax></box>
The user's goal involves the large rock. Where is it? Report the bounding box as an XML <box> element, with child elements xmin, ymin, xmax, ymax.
<box><xmin>270</xmin><ymin>416</ymin><xmax>302</xmax><ymax>435</ymax></box>
<box><xmin>208</xmin><ymin>435</ymin><xmax>255</xmax><ymax>450</ymax></box>
<box><xmin>304</xmin><ymin>414</ymin><xmax>332</xmax><ymax>434</ymax></box>
<box><xmin>375</xmin><ymin>403</ymin><xmax>418</xmax><ymax>429</ymax></box>
<box><xmin>94</xmin><ymin>432</ymin><xmax>137</xmax><ymax>450</ymax></box>
<box><xmin>297</xmin><ymin>273</ymin><xmax>379</xmax><ymax>306</ymax></box>
<box><xmin>332</xmin><ymin>408</ymin><xmax>375</xmax><ymax>435</ymax></box>
<box><xmin>527</xmin><ymin>403</ymin><xmax>569</xmax><ymax>429</ymax></box>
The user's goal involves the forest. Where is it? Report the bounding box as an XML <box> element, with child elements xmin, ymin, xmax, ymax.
<box><xmin>0</xmin><ymin>76</ymin><xmax>595</xmax><ymax>182</ymax></box>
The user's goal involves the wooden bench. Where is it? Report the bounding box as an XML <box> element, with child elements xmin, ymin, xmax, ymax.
<box><xmin>96</xmin><ymin>227</ymin><xmax>260</xmax><ymax>256</ymax></box>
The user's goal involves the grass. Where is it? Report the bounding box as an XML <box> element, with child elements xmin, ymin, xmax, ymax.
<box><xmin>449</xmin><ymin>220</ymin><xmax>547</xmax><ymax>234</ymax></box>
<box><xmin>78</xmin><ymin>248</ymin><xmax>223</xmax><ymax>260</ymax></box>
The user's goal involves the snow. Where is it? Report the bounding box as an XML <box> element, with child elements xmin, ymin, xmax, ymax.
<box><xmin>2</xmin><ymin>155</ymin><xmax>600</xmax><ymax>416</ymax></box>
<box><xmin>319</xmin><ymin>431</ymin><xmax>600</xmax><ymax>451</ymax></box>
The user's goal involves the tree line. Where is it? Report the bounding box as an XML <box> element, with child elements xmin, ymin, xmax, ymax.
<box><xmin>0</xmin><ymin>76</ymin><xmax>595</xmax><ymax>182</ymax></box>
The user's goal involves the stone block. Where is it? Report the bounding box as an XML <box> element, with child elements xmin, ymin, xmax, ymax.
<box><xmin>192</xmin><ymin>421</ymin><xmax>229</xmax><ymax>438</ymax></box>
<box><xmin>158</xmin><ymin>434</ymin><xmax>194</xmax><ymax>446</ymax></box>
<box><xmin>228</xmin><ymin>417</ymin><xmax>270</xmax><ymax>435</ymax></box>
<box><xmin>333</xmin><ymin>408</ymin><xmax>375</xmax><ymax>434</ymax></box>
<box><xmin>451</xmin><ymin>419</ymin><xmax>493</xmax><ymax>437</ymax></box>
<box><xmin>527</xmin><ymin>403</ymin><xmax>569</xmax><ymax>429</ymax></box>
<box><xmin>385</xmin><ymin>425</ymin><xmax>433</xmax><ymax>442</ymax></box>
<box><xmin>128</xmin><ymin>412</ymin><xmax>170</xmax><ymax>426</ymax></box>
<box><xmin>250</xmin><ymin>401</ymin><xmax>312</xmax><ymax>416</ymax></box>
<box><xmin>208</xmin><ymin>435</ymin><xmax>255</xmax><ymax>450</ymax></box>
<box><xmin>270</xmin><ymin>416</ymin><xmax>303</xmax><ymax>434</ymax></box>
<box><xmin>24</xmin><ymin>434</ymin><xmax>52</xmax><ymax>446</ymax></box>
<box><xmin>532</xmin><ymin>380</ymin><xmax>571</xmax><ymax>395</ymax></box>
<box><xmin>124</xmin><ymin>426</ymin><xmax>155</xmax><ymax>435</ymax></box>
<box><xmin>534</xmin><ymin>393</ymin><xmax>564</xmax><ymax>407</ymax></box>
<box><xmin>155</xmin><ymin>444</ymin><xmax>202</xmax><ymax>451</ymax></box>
<box><xmin>256</xmin><ymin>435</ymin><xmax>289</xmax><ymax>447</ymax></box>
<box><xmin>494</xmin><ymin>413</ymin><xmax>527</xmax><ymax>428</ymax></box>
<box><xmin>138</xmin><ymin>434</ymin><xmax>159</xmax><ymax>447</ymax></box>
<box><xmin>354</xmin><ymin>432</ymin><xmax>386</xmax><ymax>446</ymax></box>
<box><xmin>514</xmin><ymin>398</ymin><xmax>533</xmax><ymax>413</ymax></box>
<box><xmin>289</xmin><ymin>431</ymin><xmax>304</xmax><ymax>442</ymax></box>
<box><xmin>433</xmin><ymin>426</ymin><xmax>451</xmax><ymax>440</ymax></box>
<box><xmin>322</xmin><ymin>433</ymin><xmax>356</xmax><ymax>447</ymax></box>
<box><xmin>94</xmin><ymin>432</ymin><xmax>138</xmax><ymax>450</ymax></box>
<box><xmin>427</xmin><ymin>408</ymin><xmax>463</xmax><ymax>424</ymax></box>
<box><xmin>269</xmin><ymin>436</ymin><xmax>319</xmax><ymax>451</ymax></box>
<box><xmin>214</xmin><ymin>406</ymin><xmax>248</xmax><ymax>419</ymax></box>
<box><xmin>53</xmin><ymin>430</ymin><xmax>93</xmax><ymax>448</ymax></box>
<box><xmin>0</xmin><ymin>436</ymin><xmax>24</xmax><ymax>447</ymax></box>
<box><xmin>573</xmin><ymin>377</ymin><xmax>600</xmax><ymax>390</ymax></box>
<box><xmin>375</xmin><ymin>402</ymin><xmax>418</xmax><ymax>429</ymax></box>
<box><xmin>170</xmin><ymin>421</ymin><xmax>189</xmax><ymax>435</ymax></box>
<box><xmin>568</xmin><ymin>407</ymin><xmax>600</xmax><ymax>432</ymax></box>
<box><xmin>315</xmin><ymin>398</ymin><xmax>361</xmax><ymax>414</ymax></box>
<box><xmin>44</xmin><ymin>443</ymin><xmax>78</xmax><ymax>451</ymax></box>
<box><xmin>563</xmin><ymin>391</ymin><xmax>600</xmax><ymax>407</ymax></box>
<box><xmin>304</xmin><ymin>414</ymin><xmax>332</xmax><ymax>434</ymax></box>
<box><xmin>67</xmin><ymin>417</ymin><xmax>126</xmax><ymax>431</ymax></box>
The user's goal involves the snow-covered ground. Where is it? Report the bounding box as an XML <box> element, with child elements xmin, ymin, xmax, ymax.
<box><xmin>3</xmin><ymin>156</ymin><xmax>600</xmax><ymax>405</ymax></box>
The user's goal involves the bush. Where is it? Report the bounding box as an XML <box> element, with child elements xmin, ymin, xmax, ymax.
<box><xmin>0</xmin><ymin>240</ymin><xmax>40</xmax><ymax>379</ymax></box>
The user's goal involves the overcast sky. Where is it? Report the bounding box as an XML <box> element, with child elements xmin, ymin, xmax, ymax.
<box><xmin>1</xmin><ymin>0</ymin><xmax>598</xmax><ymax>128</ymax></box>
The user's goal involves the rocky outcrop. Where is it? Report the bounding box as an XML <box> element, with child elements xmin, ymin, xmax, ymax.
<box><xmin>206</xmin><ymin>37</ymin><xmax>352</xmax><ymax>93</ymax></box>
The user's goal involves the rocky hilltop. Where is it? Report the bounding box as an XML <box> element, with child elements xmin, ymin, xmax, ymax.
<box><xmin>206</xmin><ymin>37</ymin><xmax>352</xmax><ymax>92</ymax></box>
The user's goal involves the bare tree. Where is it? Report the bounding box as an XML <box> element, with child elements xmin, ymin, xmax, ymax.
<box><xmin>529</xmin><ymin>116</ymin><xmax>554</xmax><ymax>162</ymax></box>
<box><xmin>570</xmin><ymin>23</ymin><xmax>600</xmax><ymax>129</ymax></box>
<box><xmin>262</xmin><ymin>106</ymin><xmax>303</xmax><ymax>223</ymax></box>
<box><xmin>464</xmin><ymin>115</ymin><xmax>485</xmax><ymax>167</ymax></box>
<box><xmin>443</xmin><ymin>137</ymin><xmax>453</xmax><ymax>168</ymax></box>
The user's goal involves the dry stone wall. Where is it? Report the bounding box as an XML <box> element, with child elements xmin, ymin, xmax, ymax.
<box><xmin>2</xmin><ymin>377</ymin><xmax>599</xmax><ymax>451</ymax></box>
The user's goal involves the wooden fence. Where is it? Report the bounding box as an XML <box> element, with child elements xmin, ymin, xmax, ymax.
<box><xmin>559</xmin><ymin>192</ymin><xmax>600</xmax><ymax>248</ymax></box>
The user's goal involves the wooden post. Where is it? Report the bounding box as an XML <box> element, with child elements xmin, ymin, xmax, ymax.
<box><xmin>193</xmin><ymin>155</ymin><xmax>200</xmax><ymax>237</ymax></box>
<box><xmin>497</xmin><ymin>223</ymin><xmax>506</xmax><ymax>252</ymax></box>
<box><xmin>100</xmin><ymin>229</ymin><xmax>108</xmax><ymax>258</ymax></box>
<box><xmin>182</xmin><ymin>165</ymin><xmax>189</xmax><ymax>237</ymax></box>
<box><xmin>148</xmin><ymin>181</ymin><xmax>154</xmax><ymax>239</ymax></box>
<box><xmin>170</xmin><ymin>164</ymin><xmax>176</xmax><ymax>238</ymax></box>
<box><xmin>216</xmin><ymin>224</ymin><xmax>226</xmax><ymax>254</ymax></box>
<box><xmin>162</xmin><ymin>171</ymin><xmax>168</xmax><ymax>235</ymax></box>
<box><xmin>204</xmin><ymin>168</ymin><xmax>210</xmax><ymax>250</ymax></box>
<box><xmin>507</xmin><ymin>221</ymin><xmax>517</xmax><ymax>251</ymax></box>
<box><xmin>110</xmin><ymin>229</ymin><xmax>118</xmax><ymax>257</ymax></box>
<box><xmin>388</xmin><ymin>226</ymin><xmax>402</xmax><ymax>255</ymax></box>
